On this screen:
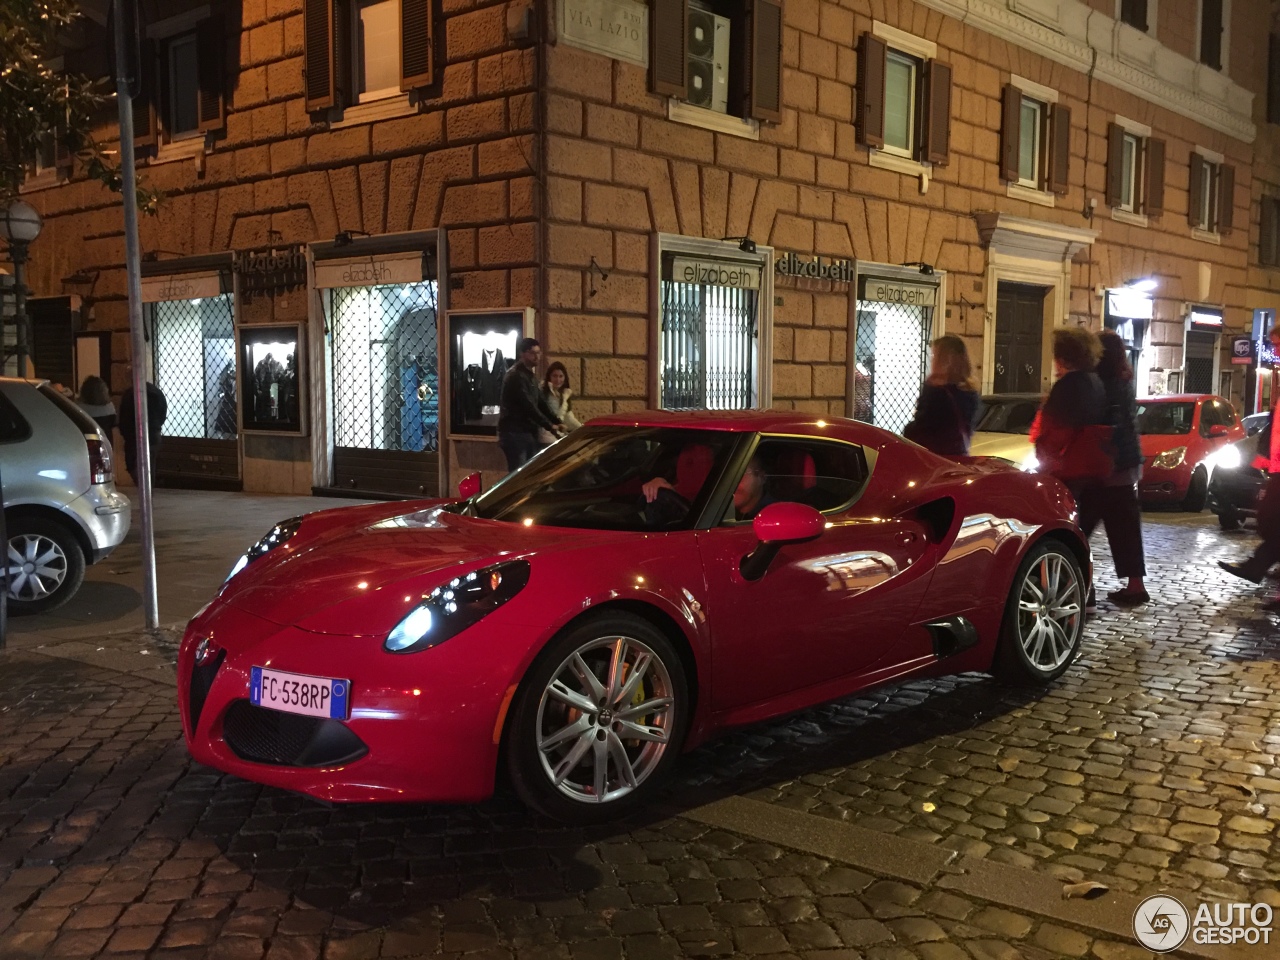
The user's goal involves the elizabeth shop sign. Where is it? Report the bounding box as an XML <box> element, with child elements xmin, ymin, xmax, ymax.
<box><xmin>776</xmin><ymin>252</ymin><xmax>855</xmax><ymax>283</ymax></box>
<box><xmin>140</xmin><ymin>271</ymin><xmax>224</xmax><ymax>303</ymax></box>
<box><xmin>559</xmin><ymin>0</ymin><xmax>647</xmax><ymax>66</ymax></box>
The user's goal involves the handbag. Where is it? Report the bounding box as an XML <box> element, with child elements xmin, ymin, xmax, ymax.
<box><xmin>1052</xmin><ymin>424</ymin><xmax>1116</xmax><ymax>483</ymax></box>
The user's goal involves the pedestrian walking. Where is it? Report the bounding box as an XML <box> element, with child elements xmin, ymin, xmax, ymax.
<box><xmin>119</xmin><ymin>380</ymin><xmax>168</xmax><ymax>483</ymax></box>
<box><xmin>1034</xmin><ymin>327</ymin><xmax>1109</xmax><ymax>609</ymax></box>
<box><xmin>902</xmin><ymin>334</ymin><xmax>981</xmax><ymax>455</ymax></box>
<box><xmin>1220</xmin><ymin>329</ymin><xmax>1280</xmax><ymax>601</ymax></box>
<box><xmin>497</xmin><ymin>338</ymin><xmax>564</xmax><ymax>471</ymax></box>
<box><xmin>1084</xmin><ymin>331</ymin><xmax>1149</xmax><ymax>606</ymax></box>
<box><xmin>76</xmin><ymin>375</ymin><xmax>117</xmax><ymax>436</ymax></box>
<box><xmin>537</xmin><ymin>361</ymin><xmax>582</xmax><ymax>447</ymax></box>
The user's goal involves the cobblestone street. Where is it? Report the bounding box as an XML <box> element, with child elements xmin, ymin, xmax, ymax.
<box><xmin>1</xmin><ymin>511</ymin><xmax>1277</xmax><ymax>959</ymax></box>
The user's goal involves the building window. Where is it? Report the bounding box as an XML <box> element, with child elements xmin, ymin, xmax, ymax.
<box><xmin>1269</xmin><ymin>34</ymin><xmax>1280</xmax><ymax>124</ymax></box>
<box><xmin>1120</xmin><ymin>0</ymin><xmax>1149</xmax><ymax>32</ymax></box>
<box><xmin>165</xmin><ymin>32</ymin><xmax>200</xmax><ymax>138</ymax></box>
<box><xmin>303</xmin><ymin>0</ymin><xmax>436</xmax><ymax>113</ymax></box>
<box><xmin>1188</xmin><ymin>152</ymin><xmax>1234</xmax><ymax>236</ymax></box>
<box><xmin>1260</xmin><ymin>196</ymin><xmax>1280</xmax><ymax>267</ymax></box>
<box><xmin>648</xmin><ymin>0</ymin><xmax>782</xmax><ymax>125</ymax></box>
<box><xmin>1000</xmin><ymin>81</ymin><xmax>1070</xmax><ymax>194</ymax></box>
<box><xmin>1106</xmin><ymin>121</ymin><xmax>1165</xmax><ymax>218</ymax></box>
<box><xmin>1199</xmin><ymin>0</ymin><xmax>1224</xmax><ymax>71</ymax></box>
<box><xmin>856</xmin><ymin>25</ymin><xmax>952</xmax><ymax>166</ymax></box>
<box><xmin>133</xmin><ymin>14</ymin><xmax>226</xmax><ymax>149</ymax></box>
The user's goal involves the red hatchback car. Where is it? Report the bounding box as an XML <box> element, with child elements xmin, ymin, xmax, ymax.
<box><xmin>179</xmin><ymin>412</ymin><xmax>1087</xmax><ymax>821</ymax></box>
<box><xmin>1136</xmin><ymin>394</ymin><xmax>1245</xmax><ymax>511</ymax></box>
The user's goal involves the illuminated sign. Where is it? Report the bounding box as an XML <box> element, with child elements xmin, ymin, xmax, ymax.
<box><xmin>1107</xmin><ymin>288</ymin><xmax>1153</xmax><ymax>320</ymax></box>
<box><xmin>1232</xmin><ymin>336</ymin><xmax>1254</xmax><ymax>365</ymax></box>
<box><xmin>140</xmin><ymin>271</ymin><xmax>223</xmax><ymax>303</ymax></box>
<box><xmin>669</xmin><ymin>257</ymin><xmax>761</xmax><ymax>290</ymax></box>
<box><xmin>859</xmin><ymin>278</ymin><xmax>937</xmax><ymax>307</ymax></box>
<box><xmin>1189</xmin><ymin>307</ymin><xmax>1224</xmax><ymax>330</ymax></box>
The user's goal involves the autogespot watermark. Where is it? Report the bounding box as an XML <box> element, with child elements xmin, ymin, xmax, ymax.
<box><xmin>1133</xmin><ymin>895</ymin><xmax>1274</xmax><ymax>952</ymax></box>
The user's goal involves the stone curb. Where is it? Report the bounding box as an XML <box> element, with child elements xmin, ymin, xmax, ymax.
<box><xmin>681</xmin><ymin>795</ymin><xmax>1254</xmax><ymax>960</ymax></box>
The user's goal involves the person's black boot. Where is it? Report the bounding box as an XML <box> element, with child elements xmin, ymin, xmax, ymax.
<box><xmin>1219</xmin><ymin>559</ymin><xmax>1264</xmax><ymax>584</ymax></box>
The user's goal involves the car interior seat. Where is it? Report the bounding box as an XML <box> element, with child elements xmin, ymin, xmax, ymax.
<box><xmin>771</xmin><ymin>449</ymin><xmax>817</xmax><ymax>502</ymax></box>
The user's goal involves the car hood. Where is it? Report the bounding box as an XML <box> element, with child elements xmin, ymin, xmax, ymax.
<box><xmin>969</xmin><ymin>432</ymin><xmax>1034</xmax><ymax>462</ymax></box>
<box><xmin>219</xmin><ymin>504</ymin><xmax>622</xmax><ymax>634</ymax></box>
<box><xmin>1139</xmin><ymin>433</ymin><xmax>1193</xmax><ymax>455</ymax></box>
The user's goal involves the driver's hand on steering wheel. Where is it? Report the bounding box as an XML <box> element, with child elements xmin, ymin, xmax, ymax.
<box><xmin>642</xmin><ymin>477</ymin><xmax>676</xmax><ymax>502</ymax></box>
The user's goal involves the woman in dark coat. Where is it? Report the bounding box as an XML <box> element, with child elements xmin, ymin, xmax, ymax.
<box><xmin>76</xmin><ymin>375</ymin><xmax>116</xmax><ymax>436</ymax></box>
<box><xmin>902</xmin><ymin>334</ymin><xmax>981</xmax><ymax>455</ymax></box>
<box><xmin>1085</xmin><ymin>331</ymin><xmax>1149</xmax><ymax>605</ymax></box>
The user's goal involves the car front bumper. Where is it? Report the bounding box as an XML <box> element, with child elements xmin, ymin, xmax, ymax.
<box><xmin>1138</xmin><ymin>463</ymin><xmax>1193</xmax><ymax>502</ymax></box>
<box><xmin>1207</xmin><ymin>467</ymin><xmax>1265</xmax><ymax>517</ymax></box>
<box><xmin>177</xmin><ymin>599</ymin><xmax>525</xmax><ymax>804</ymax></box>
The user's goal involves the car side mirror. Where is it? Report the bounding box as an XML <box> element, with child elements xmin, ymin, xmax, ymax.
<box><xmin>741</xmin><ymin>502</ymin><xmax>824</xmax><ymax>581</ymax></box>
<box><xmin>458</xmin><ymin>472</ymin><xmax>483</xmax><ymax>500</ymax></box>
<box><xmin>1208</xmin><ymin>424</ymin><xmax>1229</xmax><ymax>438</ymax></box>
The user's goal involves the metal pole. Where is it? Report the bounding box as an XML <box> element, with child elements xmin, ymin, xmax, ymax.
<box><xmin>0</xmin><ymin>454</ymin><xmax>7</xmax><ymax>650</ymax></box>
<box><xmin>11</xmin><ymin>244</ymin><xmax>29</xmax><ymax>378</ymax></box>
<box><xmin>113</xmin><ymin>0</ymin><xmax>158</xmax><ymax>629</ymax></box>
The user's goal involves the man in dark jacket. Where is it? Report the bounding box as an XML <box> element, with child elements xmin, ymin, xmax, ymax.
<box><xmin>119</xmin><ymin>380</ymin><xmax>168</xmax><ymax>484</ymax></box>
<box><xmin>497</xmin><ymin>338</ymin><xmax>563</xmax><ymax>471</ymax></box>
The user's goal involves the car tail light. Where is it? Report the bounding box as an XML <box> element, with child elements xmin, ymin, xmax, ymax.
<box><xmin>86</xmin><ymin>434</ymin><xmax>113</xmax><ymax>485</ymax></box>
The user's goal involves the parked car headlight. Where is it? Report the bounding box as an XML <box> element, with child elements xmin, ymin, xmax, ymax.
<box><xmin>1210</xmin><ymin>445</ymin><xmax>1243</xmax><ymax>471</ymax></box>
<box><xmin>1151</xmin><ymin>447</ymin><xmax>1187</xmax><ymax>469</ymax></box>
<box><xmin>225</xmin><ymin>517</ymin><xmax>304</xmax><ymax>582</ymax></box>
<box><xmin>385</xmin><ymin>560</ymin><xmax>531</xmax><ymax>653</ymax></box>
<box><xmin>1020</xmin><ymin>451</ymin><xmax>1039</xmax><ymax>472</ymax></box>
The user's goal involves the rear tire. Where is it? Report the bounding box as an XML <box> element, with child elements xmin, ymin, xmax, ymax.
<box><xmin>506</xmin><ymin>613</ymin><xmax>689</xmax><ymax>823</ymax></box>
<box><xmin>994</xmin><ymin>539</ymin><xmax>1085</xmax><ymax>685</ymax></box>
<box><xmin>5</xmin><ymin>515</ymin><xmax>86</xmax><ymax>615</ymax></box>
<box><xmin>1219</xmin><ymin>509</ymin><xmax>1242</xmax><ymax>531</ymax></box>
<box><xmin>1183</xmin><ymin>468</ymin><xmax>1209</xmax><ymax>512</ymax></box>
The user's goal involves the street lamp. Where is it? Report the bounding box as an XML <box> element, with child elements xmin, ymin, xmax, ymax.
<box><xmin>0</xmin><ymin>199</ymin><xmax>44</xmax><ymax>378</ymax></box>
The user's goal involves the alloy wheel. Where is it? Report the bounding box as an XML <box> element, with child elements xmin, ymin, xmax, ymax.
<box><xmin>6</xmin><ymin>533</ymin><xmax>69</xmax><ymax>602</ymax></box>
<box><xmin>535</xmin><ymin>635</ymin><xmax>676</xmax><ymax>804</ymax></box>
<box><xmin>1014</xmin><ymin>552</ymin><xmax>1082</xmax><ymax>671</ymax></box>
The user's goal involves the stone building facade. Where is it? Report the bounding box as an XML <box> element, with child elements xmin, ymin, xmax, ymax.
<box><xmin>14</xmin><ymin>0</ymin><xmax>1274</xmax><ymax>496</ymax></box>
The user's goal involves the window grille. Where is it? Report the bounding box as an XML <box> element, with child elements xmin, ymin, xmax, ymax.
<box><xmin>328</xmin><ymin>281</ymin><xmax>439</xmax><ymax>452</ymax></box>
<box><xmin>149</xmin><ymin>295</ymin><xmax>236</xmax><ymax>439</ymax></box>
<box><xmin>852</xmin><ymin>303</ymin><xmax>931</xmax><ymax>435</ymax></box>
<box><xmin>660</xmin><ymin>280</ymin><xmax>758</xmax><ymax>410</ymax></box>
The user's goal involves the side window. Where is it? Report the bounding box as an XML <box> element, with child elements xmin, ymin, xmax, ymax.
<box><xmin>0</xmin><ymin>391</ymin><xmax>31</xmax><ymax>443</ymax></box>
<box><xmin>1216</xmin><ymin>400</ymin><xmax>1238</xmax><ymax>427</ymax></box>
<box><xmin>1199</xmin><ymin>401</ymin><xmax>1220</xmax><ymax>436</ymax></box>
<box><xmin>723</xmin><ymin>438</ymin><xmax>869</xmax><ymax>523</ymax></box>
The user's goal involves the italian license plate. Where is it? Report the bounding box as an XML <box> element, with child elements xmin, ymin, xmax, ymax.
<box><xmin>250</xmin><ymin>666</ymin><xmax>350</xmax><ymax>720</ymax></box>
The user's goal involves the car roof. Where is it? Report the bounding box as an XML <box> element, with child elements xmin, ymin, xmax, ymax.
<box><xmin>1137</xmin><ymin>394</ymin><xmax>1221</xmax><ymax>403</ymax></box>
<box><xmin>980</xmin><ymin>393</ymin><xmax>1042</xmax><ymax>402</ymax></box>
<box><xmin>587</xmin><ymin>408</ymin><xmax>895</xmax><ymax>440</ymax></box>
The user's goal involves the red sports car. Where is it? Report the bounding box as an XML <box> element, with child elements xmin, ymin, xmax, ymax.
<box><xmin>1136</xmin><ymin>394</ymin><xmax>1245</xmax><ymax>510</ymax></box>
<box><xmin>178</xmin><ymin>412</ymin><xmax>1088</xmax><ymax>821</ymax></box>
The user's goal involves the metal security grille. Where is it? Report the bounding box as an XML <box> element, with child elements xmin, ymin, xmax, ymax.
<box><xmin>329</xmin><ymin>281</ymin><xmax>439</xmax><ymax>452</ymax></box>
<box><xmin>660</xmin><ymin>281</ymin><xmax>758</xmax><ymax>409</ymax></box>
<box><xmin>1184</xmin><ymin>330</ymin><xmax>1216</xmax><ymax>395</ymax></box>
<box><xmin>149</xmin><ymin>295</ymin><xmax>237</xmax><ymax>439</ymax></box>
<box><xmin>852</xmin><ymin>303</ymin><xmax>931</xmax><ymax>434</ymax></box>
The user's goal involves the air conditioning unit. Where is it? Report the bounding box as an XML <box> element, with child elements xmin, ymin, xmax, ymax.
<box><xmin>687</xmin><ymin>2</ymin><xmax>729</xmax><ymax>113</ymax></box>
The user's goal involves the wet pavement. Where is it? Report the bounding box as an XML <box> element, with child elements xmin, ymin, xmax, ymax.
<box><xmin>0</xmin><ymin>496</ymin><xmax>1277</xmax><ymax>959</ymax></box>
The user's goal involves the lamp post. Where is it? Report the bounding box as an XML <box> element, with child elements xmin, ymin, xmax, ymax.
<box><xmin>0</xmin><ymin>200</ymin><xmax>44</xmax><ymax>378</ymax></box>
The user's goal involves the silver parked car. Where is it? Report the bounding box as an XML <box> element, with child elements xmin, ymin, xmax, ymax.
<box><xmin>0</xmin><ymin>377</ymin><xmax>131</xmax><ymax>614</ymax></box>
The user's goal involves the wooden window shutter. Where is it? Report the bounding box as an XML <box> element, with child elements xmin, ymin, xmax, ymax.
<box><xmin>650</xmin><ymin>0</ymin><xmax>688</xmax><ymax>98</ymax></box>
<box><xmin>1144</xmin><ymin>137</ymin><xmax>1165</xmax><ymax>216</ymax></box>
<box><xmin>1105</xmin><ymin>123</ymin><xmax>1124</xmax><ymax>207</ymax></box>
<box><xmin>924</xmin><ymin>60</ymin><xmax>951</xmax><ymax>165</ymax></box>
<box><xmin>303</xmin><ymin>0</ymin><xmax>336</xmax><ymax>112</ymax></box>
<box><xmin>1048</xmin><ymin>103</ymin><xmax>1071</xmax><ymax>195</ymax></box>
<box><xmin>856</xmin><ymin>32</ymin><xmax>886</xmax><ymax>149</ymax></box>
<box><xmin>1218</xmin><ymin>164</ymin><xmax>1235</xmax><ymax>234</ymax></box>
<box><xmin>1263</xmin><ymin>198</ymin><xmax>1278</xmax><ymax>266</ymax></box>
<box><xmin>1269</xmin><ymin>34</ymin><xmax>1280</xmax><ymax>124</ymax></box>
<box><xmin>401</xmin><ymin>0</ymin><xmax>434</xmax><ymax>91</ymax></box>
<box><xmin>1188</xmin><ymin>152</ymin><xmax>1205</xmax><ymax>227</ymax></box>
<box><xmin>133</xmin><ymin>39</ymin><xmax>157</xmax><ymax>149</ymax></box>
<box><xmin>197</xmin><ymin>15</ymin><xmax>226</xmax><ymax>133</ymax></box>
<box><xmin>54</xmin><ymin>131</ymin><xmax>74</xmax><ymax>178</ymax></box>
<box><xmin>1000</xmin><ymin>84</ymin><xmax>1021</xmax><ymax>182</ymax></box>
<box><xmin>749</xmin><ymin>0</ymin><xmax>782</xmax><ymax>123</ymax></box>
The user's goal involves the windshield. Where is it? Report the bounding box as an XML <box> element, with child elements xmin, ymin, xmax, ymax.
<box><xmin>975</xmin><ymin>398</ymin><xmax>1040</xmax><ymax>434</ymax></box>
<box><xmin>470</xmin><ymin>426</ymin><xmax>741</xmax><ymax>531</ymax></box>
<box><xmin>1135</xmin><ymin>402</ymin><xmax>1195</xmax><ymax>436</ymax></box>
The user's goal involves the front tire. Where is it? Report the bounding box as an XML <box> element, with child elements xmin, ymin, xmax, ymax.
<box><xmin>1183</xmin><ymin>467</ymin><xmax>1209</xmax><ymax>512</ymax></box>
<box><xmin>5</xmin><ymin>515</ymin><xmax>86</xmax><ymax>615</ymax></box>
<box><xmin>994</xmin><ymin>539</ymin><xmax>1085</xmax><ymax>685</ymax></box>
<box><xmin>506</xmin><ymin>613</ymin><xmax>689</xmax><ymax>822</ymax></box>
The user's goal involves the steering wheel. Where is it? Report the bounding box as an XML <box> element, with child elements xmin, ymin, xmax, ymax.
<box><xmin>642</xmin><ymin>486</ymin><xmax>691</xmax><ymax>528</ymax></box>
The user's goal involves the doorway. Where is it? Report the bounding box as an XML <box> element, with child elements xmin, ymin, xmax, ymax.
<box><xmin>994</xmin><ymin>283</ymin><xmax>1046</xmax><ymax>394</ymax></box>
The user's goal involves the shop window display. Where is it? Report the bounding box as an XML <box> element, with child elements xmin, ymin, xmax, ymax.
<box><xmin>239</xmin><ymin>325</ymin><xmax>303</xmax><ymax>433</ymax></box>
<box><xmin>447</xmin><ymin>310</ymin><xmax>528</xmax><ymax>437</ymax></box>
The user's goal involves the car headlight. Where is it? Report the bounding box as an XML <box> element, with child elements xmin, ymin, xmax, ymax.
<box><xmin>1210</xmin><ymin>445</ymin><xmax>1243</xmax><ymax>471</ymax></box>
<box><xmin>384</xmin><ymin>560</ymin><xmax>531</xmax><ymax>653</ymax></box>
<box><xmin>1151</xmin><ymin>447</ymin><xmax>1188</xmax><ymax>469</ymax></box>
<box><xmin>1020</xmin><ymin>451</ymin><xmax>1040</xmax><ymax>472</ymax></box>
<box><xmin>224</xmin><ymin>517</ymin><xmax>304</xmax><ymax>583</ymax></box>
